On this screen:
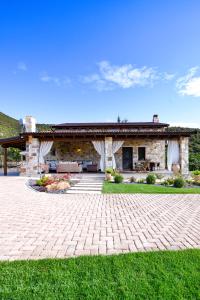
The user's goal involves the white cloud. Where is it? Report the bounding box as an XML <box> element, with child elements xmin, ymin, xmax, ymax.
<box><xmin>17</xmin><ymin>61</ymin><xmax>27</xmax><ymax>71</ymax></box>
<box><xmin>176</xmin><ymin>67</ymin><xmax>200</xmax><ymax>97</ymax></box>
<box><xmin>40</xmin><ymin>72</ymin><xmax>71</xmax><ymax>87</ymax></box>
<box><xmin>82</xmin><ymin>61</ymin><xmax>158</xmax><ymax>91</ymax></box>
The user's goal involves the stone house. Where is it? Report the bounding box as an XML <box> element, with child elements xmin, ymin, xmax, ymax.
<box><xmin>0</xmin><ymin>115</ymin><xmax>192</xmax><ymax>176</ymax></box>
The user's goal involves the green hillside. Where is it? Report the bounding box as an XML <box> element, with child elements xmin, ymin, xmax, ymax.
<box><xmin>0</xmin><ymin>112</ymin><xmax>21</xmax><ymax>138</ymax></box>
<box><xmin>0</xmin><ymin>112</ymin><xmax>52</xmax><ymax>138</ymax></box>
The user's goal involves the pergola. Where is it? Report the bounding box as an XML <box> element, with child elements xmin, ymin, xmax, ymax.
<box><xmin>0</xmin><ymin>136</ymin><xmax>25</xmax><ymax>175</ymax></box>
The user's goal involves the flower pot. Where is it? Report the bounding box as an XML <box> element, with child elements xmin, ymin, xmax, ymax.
<box><xmin>105</xmin><ymin>173</ymin><xmax>113</xmax><ymax>181</ymax></box>
<box><xmin>172</xmin><ymin>164</ymin><xmax>180</xmax><ymax>174</ymax></box>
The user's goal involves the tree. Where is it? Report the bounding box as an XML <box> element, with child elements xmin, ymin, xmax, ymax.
<box><xmin>8</xmin><ymin>148</ymin><xmax>21</xmax><ymax>162</ymax></box>
<box><xmin>117</xmin><ymin>116</ymin><xmax>128</xmax><ymax>123</ymax></box>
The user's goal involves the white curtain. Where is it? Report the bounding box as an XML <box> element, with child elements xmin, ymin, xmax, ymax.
<box><xmin>92</xmin><ymin>141</ymin><xmax>105</xmax><ymax>171</ymax></box>
<box><xmin>112</xmin><ymin>141</ymin><xmax>124</xmax><ymax>169</ymax></box>
<box><xmin>39</xmin><ymin>141</ymin><xmax>53</xmax><ymax>164</ymax></box>
<box><xmin>167</xmin><ymin>140</ymin><xmax>180</xmax><ymax>171</ymax></box>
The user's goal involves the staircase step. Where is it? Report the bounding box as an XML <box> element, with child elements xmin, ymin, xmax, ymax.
<box><xmin>76</xmin><ymin>182</ymin><xmax>103</xmax><ymax>186</ymax></box>
<box><xmin>68</xmin><ymin>174</ymin><xmax>103</xmax><ymax>194</ymax></box>
<box><xmin>70</xmin><ymin>187</ymin><xmax>102</xmax><ymax>191</ymax></box>
<box><xmin>67</xmin><ymin>190</ymin><xmax>102</xmax><ymax>194</ymax></box>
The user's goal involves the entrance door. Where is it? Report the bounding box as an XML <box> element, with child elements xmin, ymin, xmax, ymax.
<box><xmin>122</xmin><ymin>147</ymin><xmax>133</xmax><ymax>170</ymax></box>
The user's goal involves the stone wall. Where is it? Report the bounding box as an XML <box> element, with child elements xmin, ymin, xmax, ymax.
<box><xmin>48</xmin><ymin>141</ymin><xmax>100</xmax><ymax>168</ymax></box>
<box><xmin>20</xmin><ymin>137</ymin><xmax>40</xmax><ymax>176</ymax></box>
<box><xmin>115</xmin><ymin>139</ymin><xmax>166</xmax><ymax>170</ymax></box>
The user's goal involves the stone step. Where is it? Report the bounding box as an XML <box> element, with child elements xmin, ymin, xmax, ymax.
<box><xmin>67</xmin><ymin>190</ymin><xmax>102</xmax><ymax>194</ymax></box>
<box><xmin>70</xmin><ymin>186</ymin><xmax>102</xmax><ymax>191</ymax></box>
<box><xmin>75</xmin><ymin>183</ymin><xmax>103</xmax><ymax>186</ymax></box>
<box><xmin>76</xmin><ymin>179</ymin><xmax>103</xmax><ymax>182</ymax></box>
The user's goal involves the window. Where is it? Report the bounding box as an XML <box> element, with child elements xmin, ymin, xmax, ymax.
<box><xmin>138</xmin><ymin>147</ymin><xmax>146</xmax><ymax>161</ymax></box>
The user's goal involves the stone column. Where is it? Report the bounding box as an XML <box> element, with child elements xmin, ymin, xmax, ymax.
<box><xmin>179</xmin><ymin>137</ymin><xmax>189</xmax><ymax>175</ymax></box>
<box><xmin>104</xmin><ymin>137</ymin><xmax>113</xmax><ymax>170</ymax></box>
<box><xmin>23</xmin><ymin>136</ymin><xmax>40</xmax><ymax>176</ymax></box>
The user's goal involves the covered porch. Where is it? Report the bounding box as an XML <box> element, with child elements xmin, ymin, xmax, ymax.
<box><xmin>0</xmin><ymin>132</ymin><xmax>190</xmax><ymax>176</ymax></box>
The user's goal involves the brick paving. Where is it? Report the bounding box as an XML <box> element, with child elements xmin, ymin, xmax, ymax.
<box><xmin>0</xmin><ymin>177</ymin><xmax>200</xmax><ymax>261</ymax></box>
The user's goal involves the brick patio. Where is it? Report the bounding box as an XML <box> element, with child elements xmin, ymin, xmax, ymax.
<box><xmin>0</xmin><ymin>177</ymin><xmax>200</xmax><ymax>260</ymax></box>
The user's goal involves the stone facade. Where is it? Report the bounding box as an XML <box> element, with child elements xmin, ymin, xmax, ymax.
<box><xmin>115</xmin><ymin>139</ymin><xmax>166</xmax><ymax>170</ymax></box>
<box><xmin>47</xmin><ymin>141</ymin><xmax>100</xmax><ymax>167</ymax></box>
<box><xmin>20</xmin><ymin>137</ymin><xmax>40</xmax><ymax>176</ymax></box>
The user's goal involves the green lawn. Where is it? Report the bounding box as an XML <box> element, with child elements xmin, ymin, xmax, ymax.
<box><xmin>0</xmin><ymin>250</ymin><xmax>200</xmax><ymax>299</ymax></box>
<box><xmin>103</xmin><ymin>182</ymin><xmax>200</xmax><ymax>194</ymax></box>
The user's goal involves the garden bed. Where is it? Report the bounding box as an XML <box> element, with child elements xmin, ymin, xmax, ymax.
<box><xmin>104</xmin><ymin>170</ymin><xmax>200</xmax><ymax>194</ymax></box>
<box><xmin>103</xmin><ymin>182</ymin><xmax>200</xmax><ymax>194</ymax></box>
<box><xmin>29</xmin><ymin>174</ymin><xmax>78</xmax><ymax>194</ymax></box>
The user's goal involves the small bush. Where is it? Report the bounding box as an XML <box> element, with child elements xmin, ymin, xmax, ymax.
<box><xmin>162</xmin><ymin>177</ymin><xmax>175</xmax><ymax>186</ymax></box>
<box><xmin>36</xmin><ymin>176</ymin><xmax>50</xmax><ymax>186</ymax></box>
<box><xmin>137</xmin><ymin>178</ymin><xmax>145</xmax><ymax>184</ymax></box>
<box><xmin>105</xmin><ymin>168</ymin><xmax>112</xmax><ymax>174</ymax></box>
<box><xmin>173</xmin><ymin>177</ymin><xmax>185</xmax><ymax>188</ymax></box>
<box><xmin>146</xmin><ymin>174</ymin><xmax>156</xmax><ymax>184</ymax></box>
<box><xmin>186</xmin><ymin>179</ymin><xmax>193</xmax><ymax>186</ymax></box>
<box><xmin>105</xmin><ymin>168</ymin><xmax>116</xmax><ymax>176</ymax></box>
<box><xmin>129</xmin><ymin>176</ymin><xmax>136</xmax><ymax>183</ymax></box>
<box><xmin>192</xmin><ymin>170</ymin><xmax>200</xmax><ymax>176</ymax></box>
<box><xmin>114</xmin><ymin>174</ymin><xmax>124</xmax><ymax>183</ymax></box>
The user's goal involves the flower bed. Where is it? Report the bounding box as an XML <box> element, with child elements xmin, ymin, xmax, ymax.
<box><xmin>105</xmin><ymin>170</ymin><xmax>200</xmax><ymax>191</ymax></box>
<box><xmin>30</xmin><ymin>174</ymin><xmax>73</xmax><ymax>193</ymax></box>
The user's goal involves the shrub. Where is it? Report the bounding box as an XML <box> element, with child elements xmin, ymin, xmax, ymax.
<box><xmin>162</xmin><ymin>177</ymin><xmax>175</xmax><ymax>186</ymax></box>
<box><xmin>192</xmin><ymin>170</ymin><xmax>200</xmax><ymax>176</ymax></box>
<box><xmin>129</xmin><ymin>176</ymin><xmax>136</xmax><ymax>183</ymax></box>
<box><xmin>137</xmin><ymin>178</ymin><xmax>145</xmax><ymax>184</ymax></box>
<box><xmin>186</xmin><ymin>179</ymin><xmax>193</xmax><ymax>186</ymax></box>
<box><xmin>173</xmin><ymin>177</ymin><xmax>185</xmax><ymax>188</ymax></box>
<box><xmin>105</xmin><ymin>168</ymin><xmax>116</xmax><ymax>176</ymax></box>
<box><xmin>114</xmin><ymin>174</ymin><xmax>124</xmax><ymax>183</ymax></box>
<box><xmin>189</xmin><ymin>154</ymin><xmax>200</xmax><ymax>171</ymax></box>
<box><xmin>36</xmin><ymin>176</ymin><xmax>50</xmax><ymax>186</ymax></box>
<box><xmin>146</xmin><ymin>174</ymin><xmax>156</xmax><ymax>184</ymax></box>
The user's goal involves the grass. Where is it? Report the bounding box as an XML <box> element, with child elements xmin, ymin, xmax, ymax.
<box><xmin>103</xmin><ymin>181</ymin><xmax>200</xmax><ymax>194</ymax></box>
<box><xmin>0</xmin><ymin>250</ymin><xmax>200</xmax><ymax>299</ymax></box>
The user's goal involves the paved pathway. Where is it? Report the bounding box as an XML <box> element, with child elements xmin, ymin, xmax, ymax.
<box><xmin>0</xmin><ymin>177</ymin><xmax>200</xmax><ymax>261</ymax></box>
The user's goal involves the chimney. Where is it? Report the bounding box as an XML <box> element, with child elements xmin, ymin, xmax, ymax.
<box><xmin>152</xmin><ymin>114</ymin><xmax>159</xmax><ymax>123</ymax></box>
<box><xmin>23</xmin><ymin>116</ymin><xmax>36</xmax><ymax>132</ymax></box>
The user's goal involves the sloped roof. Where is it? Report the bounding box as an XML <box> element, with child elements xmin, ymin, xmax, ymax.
<box><xmin>53</xmin><ymin>122</ymin><xmax>169</xmax><ymax>129</ymax></box>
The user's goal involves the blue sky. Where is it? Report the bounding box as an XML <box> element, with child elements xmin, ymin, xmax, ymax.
<box><xmin>0</xmin><ymin>0</ymin><xmax>200</xmax><ymax>127</ymax></box>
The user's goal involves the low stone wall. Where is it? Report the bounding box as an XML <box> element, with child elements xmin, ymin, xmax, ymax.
<box><xmin>115</xmin><ymin>139</ymin><xmax>166</xmax><ymax>170</ymax></box>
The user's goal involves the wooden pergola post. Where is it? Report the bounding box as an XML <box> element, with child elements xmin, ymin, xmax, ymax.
<box><xmin>3</xmin><ymin>147</ymin><xmax>8</xmax><ymax>176</ymax></box>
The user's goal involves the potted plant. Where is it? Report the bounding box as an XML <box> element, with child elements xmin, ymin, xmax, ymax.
<box><xmin>172</xmin><ymin>163</ymin><xmax>180</xmax><ymax>175</ymax></box>
<box><xmin>105</xmin><ymin>168</ymin><xmax>115</xmax><ymax>181</ymax></box>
